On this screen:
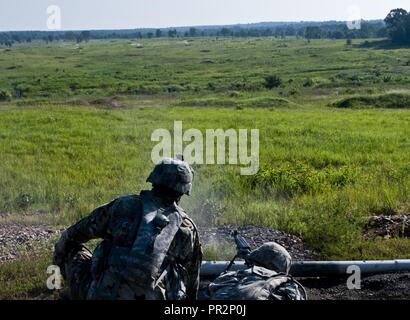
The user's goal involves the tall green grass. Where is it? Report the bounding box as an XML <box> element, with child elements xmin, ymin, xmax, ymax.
<box><xmin>0</xmin><ymin>105</ymin><xmax>409</xmax><ymax>259</ymax></box>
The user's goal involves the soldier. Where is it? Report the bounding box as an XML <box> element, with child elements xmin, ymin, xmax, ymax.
<box><xmin>208</xmin><ymin>242</ymin><xmax>307</xmax><ymax>300</ymax></box>
<box><xmin>53</xmin><ymin>158</ymin><xmax>202</xmax><ymax>300</ymax></box>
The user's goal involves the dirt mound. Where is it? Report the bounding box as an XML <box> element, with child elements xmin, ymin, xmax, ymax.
<box><xmin>68</xmin><ymin>98</ymin><xmax>125</xmax><ymax>109</ymax></box>
<box><xmin>177</xmin><ymin>97</ymin><xmax>293</xmax><ymax>109</ymax></box>
<box><xmin>89</xmin><ymin>98</ymin><xmax>125</xmax><ymax>108</ymax></box>
<box><xmin>333</xmin><ymin>93</ymin><xmax>410</xmax><ymax>109</ymax></box>
<box><xmin>199</xmin><ymin>225</ymin><xmax>317</xmax><ymax>261</ymax></box>
<box><xmin>364</xmin><ymin>215</ymin><xmax>410</xmax><ymax>240</ymax></box>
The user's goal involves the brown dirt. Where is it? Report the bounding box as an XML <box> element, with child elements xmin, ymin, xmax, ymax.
<box><xmin>65</xmin><ymin>98</ymin><xmax>126</xmax><ymax>109</ymax></box>
<box><xmin>0</xmin><ymin>223</ymin><xmax>58</xmax><ymax>262</ymax></box>
<box><xmin>300</xmin><ymin>272</ymin><xmax>410</xmax><ymax>300</ymax></box>
<box><xmin>364</xmin><ymin>214</ymin><xmax>410</xmax><ymax>240</ymax></box>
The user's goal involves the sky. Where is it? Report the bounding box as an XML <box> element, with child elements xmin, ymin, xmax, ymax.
<box><xmin>0</xmin><ymin>0</ymin><xmax>409</xmax><ymax>31</ymax></box>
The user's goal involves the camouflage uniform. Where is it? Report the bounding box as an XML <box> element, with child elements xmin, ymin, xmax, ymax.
<box><xmin>208</xmin><ymin>242</ymin><xmax>307</xmax><ymax>300</ymax></box>
<box><xmin>54</xmin><ymin>159</ymin><xmax>202</xmax><ymax>300</ymax></box>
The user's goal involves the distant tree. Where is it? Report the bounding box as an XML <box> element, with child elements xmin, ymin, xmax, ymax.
<box><xmin>147</xmin><ymin>32</ymin><xmax>154</xmax><ymax>39</ymax></box>
<box><xmin>376</xmin><ymin>27</ymin><xmax>388</xmax><ymax>38</ymax></box>
<box><xmin>305</xmin><ymin>26</ymin><xmax>322</xmax><ymax>40</ymax></box>
<box><xmin>189</xmin><ymin>27</ymin><xmax>197</xmax><ymax>37</ymax></box>
<box><xmin>80</xmin><ymin>31</ymin><xmax>91</xmax><ymax>42</ymax></box>
<box><xmin>331</xmin><ymin>30</ymin><xmax>345</xmax><ymax>39</ymax></box>
<box><xmin>236</xmin><ymin>29</ymin><xmax>246</xmax><ymax>37</ymax></box>
<box><xmin>357</xmin><ymin>22</ymin><xmax>372</xmax><ymax>38</ymax></box>
<box><xmin>284</xmin><ymin>26</ymin><xmax>296</xmax><ymax>37</ymax></box>
<box><xmin>64</xmin><ymin>31</ymin><xmax>76</xmax><ymax>41</ymax></box>
<box><xmin>0</xmin><ymin>19</ymin><xmax>393</xmax><ymax>43</ymax></box>
<box><xmin>11</xmin><ymin>34</ymin><xmax>21</xmax><ymax>43</ymax></box>
<box><xmin>220</xmin><ymin>28</ymin><xmax>232</xmax><ymax>37</ymax></box>
<box><xmin>168</xmin><ymin>29</ymin><xmax>177</xmax><ymax>38</ymax></box>
<box><xmin>296</xmin><ymin>29</ymin><xmax>305</xmax><ymax>38</ymax></box>
<box><xmin>384</xmin><ymin>8</ymin><xmax>410</xmax><ymax>44</ymax></box>
<box><xmin>262</xmin><ymin>28</ymin><xmax>273</xmax><ymax>37</ymax></box>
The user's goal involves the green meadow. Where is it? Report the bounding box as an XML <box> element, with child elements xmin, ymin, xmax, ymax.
<box><xmin>0</xmin><ymin>37</ymin><xmax>409</xmax><ymax>298</ymax></box>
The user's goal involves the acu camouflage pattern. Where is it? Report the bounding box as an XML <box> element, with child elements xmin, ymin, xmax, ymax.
<box><xmin>208</xmin><ymin>266</ymin><xmax>306</xmax><ymax>301</ymax></box>
<box><xmin>147</xmin><ymin>158</ymin><xmax>194</xmax><ymax>195</ymax></box>
<box><xmin>60</xmin><ymin>190</ymin><xmax>202</xmax><ymax>300</ymax></box>
<box><xmin>208</xmin><ymin>241</ymin><xmax>306</xmax><ymax>300</ymax></box>
<box><xmin>247</xmin><ymin>242</ymin><xmax>292</xmax><ymax>274</ymax></box>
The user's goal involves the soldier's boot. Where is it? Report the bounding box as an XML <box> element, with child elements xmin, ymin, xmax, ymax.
<box><xmin>64</xmin><ymin>243</ymin><xmax>93</xmax><ymax>300</ymax></box>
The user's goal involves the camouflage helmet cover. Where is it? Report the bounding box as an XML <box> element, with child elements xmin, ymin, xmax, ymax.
<box><xmin>247</xmin><ymin>242</ymin><xmax>292</xmax><ymax>274</ymax></box>
<box><xmin>147</xmin><ymin>158</ymin><xmax>194</xmax><ymax>195</ymax></box>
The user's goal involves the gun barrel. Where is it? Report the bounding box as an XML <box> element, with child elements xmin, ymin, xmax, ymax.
<box><xmin>201</xmin><ymin>260</ymin><xmax>410</xmax><ymax>278</ymax></box>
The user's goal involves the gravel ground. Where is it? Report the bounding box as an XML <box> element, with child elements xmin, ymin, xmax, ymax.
<box><xmin>300</xmin><ymin>272</ymin><xmax>410</xmax><ymax>300</ymax></box>
<box><xmin>0</xmin><ymin>223</ymin><xmax>315</xmax><ymax>262</ymax></box>
<box><xmin>199</xmin><ymin>225</ymin><xmax>317</xmax><ymax>260</ymax></box>
<box><xmin>0</xmin><ymin>223</ymin><xmax>58</xmax><ymax>262</ymax></box>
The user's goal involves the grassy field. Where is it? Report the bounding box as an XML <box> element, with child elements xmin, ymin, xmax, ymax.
<box><xmin>1</xmin><ymin>37</ymin><xmax>410</xmax><ymax>100</ymax></box>
<box><xmin>0</xmin><ymin>37</ymin><xmax>409</xmax><ymax>298</ymax></box>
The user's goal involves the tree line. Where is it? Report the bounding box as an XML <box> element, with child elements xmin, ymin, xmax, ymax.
<box><xmin>1</xmin><ymin>9</ymin><xmax>409</xmax><ymax>47</ymax></box>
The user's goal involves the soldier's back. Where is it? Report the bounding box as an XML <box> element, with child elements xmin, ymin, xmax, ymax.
<box><xmin>87</xmin><ymin>191</ymin><xmax>200</xmax><ymax>300</ymax></box>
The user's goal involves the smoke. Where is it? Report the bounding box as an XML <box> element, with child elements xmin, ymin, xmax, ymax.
<box><xmin>180</xmin><ymin>165</ymin><xmax>228</xmax><ymax>227</ymax></box>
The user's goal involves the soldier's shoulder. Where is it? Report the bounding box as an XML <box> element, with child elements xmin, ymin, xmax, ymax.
<box><xmin>112</xmin><ymin>194</ymin><xmax>142</xmax><ymax>205</ymax></box>
<box><xmin>109</xmin><ymin>194</ymin><xmax>143</xmax><ymax>215</ymax></box>
<box><xmin>176</xmin><ymin>206</ymin><xmax>198</xmax><ymax>234</ymax></box>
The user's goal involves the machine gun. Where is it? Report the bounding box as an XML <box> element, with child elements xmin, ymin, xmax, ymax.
<box><xmin>225</xmin><ymin>230</ymin><xmax>253</xmax><ymax>272</ymax></box>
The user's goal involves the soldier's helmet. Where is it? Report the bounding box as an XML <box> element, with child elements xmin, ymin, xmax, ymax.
<box><xmin>147</xmin><ymin>158</ymin><xmax>194</xmax><ymax>195</ymax></box>
<box><xmin>247</xmin><ymin>242</ymin><xmax>292</xmax><ymax>274</ymax></box>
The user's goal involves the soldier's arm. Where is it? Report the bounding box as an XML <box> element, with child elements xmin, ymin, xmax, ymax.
<box><xmin>53</xmin><ymin>199</ymin><xmax>116</xmax><ymax>267</ymax></box>
<box><xmin>64</xmin><ymin>200</ymin><xmax>116</xmax><ymax>243</ymax></box>
<box><xmin>185</xmin><ymin>229</ymin><xmax>203</xmax><ymax>300</ymax></box>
